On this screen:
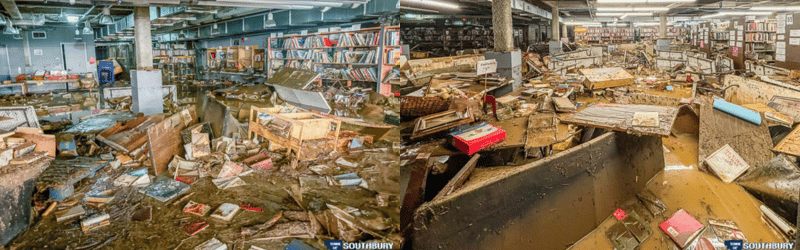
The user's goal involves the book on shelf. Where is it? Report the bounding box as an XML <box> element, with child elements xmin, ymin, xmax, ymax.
<box><xmin>327</xmin><ymin>68</ymin><xmax>378</xmax><ymax>82</ymax></box>
<box><xmin>746</xmin><ymin>21</ymin><xmax>777</xmax><ymax>31</ymax></box>
<box><xmin>385</xmin><ymin>30</ymin><xmax>400</xmax><ymax>46</ymax></box>
<box><xmin>386</xmin><ymin>48</ymin><xmax>401</xmax><ymax>65</ymax></box>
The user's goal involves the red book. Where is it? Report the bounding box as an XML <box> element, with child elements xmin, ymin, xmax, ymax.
<box><xmin>183</xmin><ymin>221</ymin><xmax>208</xmax><ymax>236</ymax></box>
<box><xmin>323</xmin><ymin>38</ymin><xmax>332</xmax><ymax>47</ymax></box>
<box><xmin>660</xmin><ymin>209</ymin><xmax>704</xmax><ymax>248</ymax></box>
<box><xmin>451</xmin><ymin>123</ymin><xmax>506</xmax><ymax>155</ymax></box>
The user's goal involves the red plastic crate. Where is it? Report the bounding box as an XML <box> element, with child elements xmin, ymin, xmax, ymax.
<box><xmin>452</xmin><ymin>123</ymin><xmax>506</xmax><ymax>155</ymax></box>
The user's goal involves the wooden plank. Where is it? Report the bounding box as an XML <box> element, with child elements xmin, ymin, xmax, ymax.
<box><xmin>487</xmin><ymin>117</ymin><xmax>528</xmax><ymax>149</ymax></box>
<box><xmin>97</xmin><ymin>115</ymin><xmax>165</xmax><ymax>153</ymax></box>
<box><xmin>526</xmin><ymin>113</ymin><xmax>558</xmax><ymax>148</ymax></box>
<box><xmin>697</xmin><ymin>96</ymin><xmax>775</xmax><ymax>167</ymax></box>
<box><xmin>774</xmin><ymin>124</ymin><xmax>800</xmax><ymax>157</ymax></box>
<box><xmin>433</xmin><ymin>153</ymin><xmax>481</xmax><ymax>201</ymax></box>
<box><xmin>147</xmin><ymin>106</ymin><xmax>197</xmax><ymax>175</ymax></box>
<box><xmin>411</xmin><ymin>108</ymin><xmax>474</xmax><ymax>139</ymax></box>
<box><xmin>722</xmin><ymin>74</ymin><xmax>800</xmax><ymax>105</ymax></box>
<box><xmin>578</xmin><ymin>67</ymin><xmax>635</xmax><ymax>90</ymax></box>
<box><xmin>560</xmin><ymin>103</ymin><xmax>678</xmax><ymax>137</ymax></box>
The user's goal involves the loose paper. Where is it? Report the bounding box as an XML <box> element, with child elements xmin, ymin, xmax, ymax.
<box><xmin>791</xmin><ymin>29</ymin><xmax>800</xmax><ymax>37</ymax></box>
<box><xmin>779</xmin><ymin>35</ymin><xmax>786</xmax><ymax>40</ymax></box>
<box><xmin>737</xmin><ymin>41</ymin><xmax>743</xmax><ymax>47</ymax></box>
<box><xmin>778</xmin><ymin>14</ymin><xmax>787</xmax><ymax>34</ymax></box>
<box><xmin>791</xmin><ymin>38</ymin><xmax>800</xmax><ymax>46</ymax></box>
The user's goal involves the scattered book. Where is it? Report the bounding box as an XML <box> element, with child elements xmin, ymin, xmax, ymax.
<box><xmin>183</xmin><ymin>221</ymin><xmax>209</xmax><ymax>236</ymax></box>
<box><xmin>140</xmin><ymin>176</ymin><xmax>190</xmax><ymax>202</ymax></box>
<box><xmin>183</xmin><ymin>201</ymin><xmax>211</xmax><ymax>216</ymax></box>
<box><xmin>55</xmin><ymin>206</ymin><xmax>85</xmax><ymax>223</ymax></box>
<box><xmin>81</xmin><ymin>213</ymin><xmax>110</xmax><ymax>232</ymax></box>
<box><xmin>210</xmin><ymin>203</ymin><xmax>240</xmax><ymax>222</ymax></box>
<box><xmin>195</xmin><ymin>237</ymin><xmax>226</xmax><ymax>250</ymax></box>
<box><xmin>704</xmin><ymin>144</ymin><xmax>751</xmax><ymax>183</ymax></box>
<box><xmin>660</xmin><ymin>209</ymin><xmax>704</xmax><ymax>248</ymax></box>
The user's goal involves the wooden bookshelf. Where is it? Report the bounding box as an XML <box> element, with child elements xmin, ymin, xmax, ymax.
<box><xmin>267</xmin><ymin>25</ymin><xmax>399</xmax><ymax>95</ymax></box>
<box><xmin>639</xmin><ymin>27</ymin><xmax>684</xmax><ymax>41</ymax></box>
<box><xmin>153</xmin><ymin>42</ymin><xmax>197</xmax><ymax>81</ymax></box>
<box><xmin>575</xmin><ymin>27</ymin><xmax>633</xmax><ymax>44</ymax></box>
<box><xmin>206</xmin><ymin>46</ymin><xmax>265</xmax><ymax>73</ymax></box>
<box><xmin>744</xmin><ymin>20</ymin><xmax>777</xmax><ymax>62</ymax></box>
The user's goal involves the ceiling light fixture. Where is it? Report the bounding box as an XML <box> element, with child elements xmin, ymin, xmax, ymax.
<box><xmin>3</xmin><ymin>20</ymin><xmax>18</xmax><ymax>35</ymax></box>
<box><xmin>67</xmin><ymin>16</ymin><xmax>79</xmax><ymax>23</ymax></box>
<box><xmin>701</xmin><ymin>11</ymin><xmax>772</xmax><ymax>19</ymax></box>
<box><xmin>597</xmin><ymin>0</ymin><xmax>693</xmax><ymax>2</ymax></box>
<box><xmin>83</xmin><ymin>21</ymin><xmax>92</xmax><ymax>35</ymax></box>
<box><xmin>565</xmin><ymin>21</ymin><xmax>602</xmax><ymax>26</ymax></box>
<box><xmin>595</xmin><ymin>12</ymin><xmax>653</xmax><ymax>17</ymax></box>
<box><xmin>750</xmin><ymin>6</ymin><xmax>800</xmax><ymax>11</ymax></box>
<box><xmin>99</xmin><ymin>7</ymin><xmax>114</xmax><ymax>25</ymax></box>
<box><xmin>264</xmin><ymin>13</ymin><xmax>277</xmax><ymax>28</ymax></box>
<box><xmin>403</xmin><ymin>0</ymin><xmax>459</xmax><ymax>10</ymax></box>
<box><xmin>596</xmin><ymin>7</ymin><xmax>669</xmax><ymax>12</ymax></box>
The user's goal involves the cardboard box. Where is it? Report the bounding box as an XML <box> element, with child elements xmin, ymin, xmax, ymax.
<box><xmin>451</xmin><ymin>122</ymin><xmax>506</xmax><ymax>155</ymax></box>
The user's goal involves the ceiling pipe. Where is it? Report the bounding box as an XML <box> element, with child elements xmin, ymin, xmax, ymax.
<box><xmin>77</xmin><ymin>5</ymin><xmax>96</xmax><ymax>22</ymax></box>
<box><xmin>0</xmin><ymin>0</ymin><xmax>23</xmax><ymax>19</ymax></box>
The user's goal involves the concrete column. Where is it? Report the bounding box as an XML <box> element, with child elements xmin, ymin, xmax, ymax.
<box><xmin>562</xmin><ymin>23</ymin><xmax>567</xmax><ymax>42</ymax></box>
<box><xmin>486</xmin><ymin>0</ymin><xmax>521</xmax><ymax>90</ymax></box>
<box><xmin>134</xmin><ymin>7</ymin><xmax>153</xmax><ymax>69</ymax></box>
<box><xmin>131</xmin><ymin>6</ymin><xmax>162</xmax><ymax>115</ymax></box>
<box><xmin>551</xmin><ymin>5</ymin><xmax>560</xmax><ymax>41</ymax></box>
<box><xmin>659</xmin><ymin>12</ymin><xmax>667</xmax><ymax>38</ymax></box>
<box><xmin>656</xmin><ymin>12</ymin><xmax>671</xmax><ymax>51</ymax></box>
<box><xmin>492</xmin><ymin>0</ymin><xmax>514</xmax><ymax>52</ymax></box>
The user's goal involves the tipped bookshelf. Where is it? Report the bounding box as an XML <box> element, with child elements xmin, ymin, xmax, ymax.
<box><xmin>267</xmin><ymin>25</ymin><xmax>400</xmax><ymax>95</ymax></box>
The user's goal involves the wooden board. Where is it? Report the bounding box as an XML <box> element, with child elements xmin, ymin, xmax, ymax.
<box><xmin>147</xmin><ymin>106</ymin><xmax>197</xmax><ymax>175</ymax></box>
<box><xmin>433</xmin><ymin>154</ymin><xmax>480</xmax><ymax>201</ymax></box>
<box><xmin>526</xmin><ymin>113</ymin><xmax>558</xmax><ymax>148</ymax></box>
<box><xmin>560</xmin><ymin>103</ymin><xmax>678</xmax><ymax>137</ymax></box>
<box><xmin>14</xmin><ymin>131</ymin><xmax>55</xmax><ymax>157</ymax></box>
<box><xmin>97</xmin><ymin>115</ymin><xmax>165</xmax><ymax>153</ymax></box>
<box><xmin>578</xmin><ymin>67</ymin><xmax>635</xmax><ymax>90</ymax></box>
<box><xmin>768</xmin><ymin>95</ymin><xmax>800</xmax><ymax>122</ymax></box>
<box><xmin>722</xmin><ymin>75</ymin><xmax>800</xmax><ymax>105</ymax></box>
<box><xmin>774</xmin><ymin>124</ymin><xmax>800</xmax><ymax>157</ymax></box>
<box><xmin>486</xmin><ymin>116</ymin><xmax>528</xmax><ymax>149</ymax></box>
<box><xmin>697</xmin><ymin>96</ymin><xmax>775</xmax><ymax>167</ymax></box>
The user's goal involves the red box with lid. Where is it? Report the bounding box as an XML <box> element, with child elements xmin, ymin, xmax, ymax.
<box><xmin>451</xmin><ymin>122</ymin><xmax>506</xmax><ymax>155</ymax></box>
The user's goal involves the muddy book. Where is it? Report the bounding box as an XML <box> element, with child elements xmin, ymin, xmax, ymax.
<box><xmin>660</xmin><ymin>209</ymin><xmax>704</xmax><ymax>248</ymax></box>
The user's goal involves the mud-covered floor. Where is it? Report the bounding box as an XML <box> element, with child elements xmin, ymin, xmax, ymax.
<box><xmin>569</xmin><ymin>132</ymin><xmax>786</xmax><ymax>249</ymax></box>
<box><xmin>3</xmin><ymin>84</ymin><xmax>404</xmax><ymax>250</ymax></box>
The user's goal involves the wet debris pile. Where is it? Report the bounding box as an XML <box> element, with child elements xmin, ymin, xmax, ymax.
<box><xmin>398</xmin><ymin>42</ymin><xmax>800</xmax><ymax>249</ymax></box>
<box><xmin>1</xmin><ymin>79</ymin><xmax>402</xmax><ymax>249</ymax></box>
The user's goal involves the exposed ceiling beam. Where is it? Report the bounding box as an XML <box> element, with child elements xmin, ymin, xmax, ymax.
<box><xmin>1</xmin><ymin>0</ymin><xmax>23</xmax><ymax>19</ymax></box>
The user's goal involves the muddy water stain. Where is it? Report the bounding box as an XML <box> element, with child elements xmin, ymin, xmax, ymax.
<box><xmin>569</xmin><ymin>134</ymin><xmax>785</xmax><ymax>249</ymax></box>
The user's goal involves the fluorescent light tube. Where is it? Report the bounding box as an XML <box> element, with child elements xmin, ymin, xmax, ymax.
<box><xmin>403</xmin><ymin>0</ymin><xmax>459</xmax><ymax>10</ymax></box>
